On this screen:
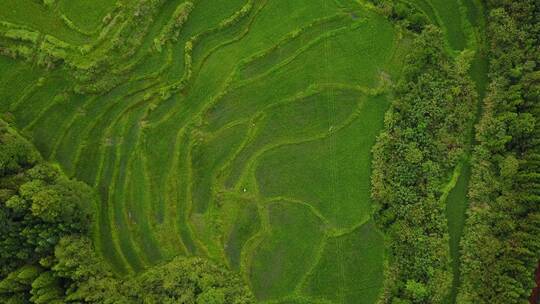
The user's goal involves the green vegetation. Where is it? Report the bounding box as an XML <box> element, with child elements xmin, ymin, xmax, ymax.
<box><xmin>0</xmin><ymin>119</ymin><xmax>253</xmax><ymax>303</ymax></box>
<box><xmin>444</xmin><ymin>161</ymin><xmax>472</xmax><ymax>303</ymax></box>
<box><xmin>0</xmin><ymin>120</ymin><xmax>92</xmax><ymax>277</ymax></box>
<box><xmin>457</xmin><ymin>1</ymin><xmax>540</xmax><ymax>303</ymax></box>
<box><xmin>371</xmin><ymin>26</ymin><xmax>477</xmax><ymax>302</ymax></box>
<box><xmin>1</xmin><ymin>0</ymin><xmax>538</xmax><ymax>303</ymax></box>
<box><xmin>302</xmin><ymin>220</ymin><xmax>384</xmax><ymax>304</ymax></box>
<box><xmin>0</xmin><ymin>0</ymin><xmax>409</xmax><ymax>302</ymax></box>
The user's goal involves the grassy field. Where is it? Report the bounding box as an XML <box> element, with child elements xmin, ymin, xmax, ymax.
<box><xmin>445</xmin><ymin>162</ymin><xmax>472</xmax><ymax>303</ymax></box>
<box><xmin>405</xmin><ymin>0</ymin><xmax>479</xmax><ymax>51</ymax></box>
<box><xmin>0</xmin><ymin>0</ymin><xmax>482</xmax><ymax>303</ymax></box>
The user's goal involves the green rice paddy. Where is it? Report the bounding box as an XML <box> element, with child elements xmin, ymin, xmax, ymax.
<box><xmin>0</xmin><ymin>0</ymin><xmax>483</xmax><ymax>302</ymax></box>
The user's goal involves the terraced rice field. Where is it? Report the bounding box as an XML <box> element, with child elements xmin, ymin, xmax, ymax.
<box><xmin>0</xmin><ymin>0</ymin><xmax>482</xmax><ymax>303</ymax></box>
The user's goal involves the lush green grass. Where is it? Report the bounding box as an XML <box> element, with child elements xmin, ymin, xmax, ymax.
<box><xmin>256</xmin><ymin>94</ymin><xmax>390</xmax><ymax>230</ymax></box>
<box><xmin>0</xmin><ymin>0</ymin><xmax>415</xmax><ymax>302</ymax></box>
<box><xmin>445</xmin><ymin>162</ymin><xmax>472</xmax><ymax>303</ymax></box>
<box><xmin>429</xmin><ymin>0</ymin><xmax>467</xmax><ymax>50</ymax></box>
<box><xmin>191</xmin><ymin>123</ymin><xmax>248</xmax><ymax>213</ymax></box>
<box><xmin>302</xmin><ymin>221</ymin><xmax>384</xmax><ymax>304</ymax></box>
<box><xmin>0</xmin><ymin>0</ymin><xmax>90</xmax><ymax>44</ymax></box>
<box><xmin>461</xmin><ymin>0</ymin><xmax>483</xmax><ymax>28</ymax></box>
<box><xmin>58</xmin><ymin>0</ymin><xmax>116</xmax><ymax>34</ymax></box>
<box><xmin>222</xmin><ymin>196</ymin><xmax>261</xmax><ymax>271</ymax></box>
<box><xmin>225</xmin><ymin>88</ymin><xmax>362</xmax><ymax>189</ymax></box>
<box><xmin>403</xmin><ymin>0</ymin><xmax>439</xmax><ymax>24</ymax></box>
<box><xmin>128</xmin><ymin>150</ymin><xmax>166</xmax><ymax>263</ymax></box>
<box><xmin>407</xmin><ymin>0</ymin><xmax>474</xmax><ymax>51</ymax></box>
<box><xmin>0</xmin><ymin>59</ymin><xmax>44</xmax><ymax>112</ymax></box>
<box><xmin>248</xmin><ymin>201</ymin><xmax>326</xmax><ymax>301</ymax></box>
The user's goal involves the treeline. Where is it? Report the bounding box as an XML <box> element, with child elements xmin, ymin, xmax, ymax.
<box><xmin>371</xmin><ymin>25</ymin><xmax>476</xmax><ymax>303</ymax></box>
<box><xmin>456</xmin><ymin>0</ymin><xmax>540</xmax><ymax>303</ymax></box>
<box><xmin>0</xmin><ymin>119</ymin><xmax>92</xmax><ymax>303</ymax></box>
<box><xmin>0</xmin><ymin>119</ymin><xmax>254</xmax><ymax>303</ymax></box>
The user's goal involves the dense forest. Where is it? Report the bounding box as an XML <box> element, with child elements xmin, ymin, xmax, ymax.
<box><xmin>370</xmin><ymin>0</ymin><xmax>540</xmax><ymax>303</ymax></box>
<box><xmin>458</xmin><ymin>0</ymin><xmax>540</xmax><ymax>303</ymax></box>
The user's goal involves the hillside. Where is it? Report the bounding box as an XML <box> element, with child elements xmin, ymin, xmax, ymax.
<box><xmin>0</xmin><ymin>0</ymin><xmax>538</xmax><ymax>303</ymax></box>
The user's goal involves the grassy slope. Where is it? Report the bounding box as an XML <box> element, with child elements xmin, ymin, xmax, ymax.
<box><xmin>0</xmin><ymin>0</ymin><xmax>90</xmax><ymax>44</ymax></box>
<box><xmin>0</xmin><ymin>0</ymin><xmax>490</xmax><ymax>302</ymax></box>
<box><xmin>58</xmin><ymin>0</ymin><xmax>116</xmax><ymax>33</ymax></box>
<box><xmin>0</xmin><ymin>1</ymin><xmax>410</xmax><ymax>302</ymax></box>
